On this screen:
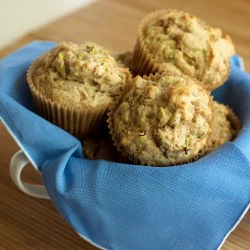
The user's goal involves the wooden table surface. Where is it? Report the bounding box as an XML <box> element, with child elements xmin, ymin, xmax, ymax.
<box><xmin>0</xmin><ymin>0</ymin><xmax>249</xmax><ymax>249</ymax></box>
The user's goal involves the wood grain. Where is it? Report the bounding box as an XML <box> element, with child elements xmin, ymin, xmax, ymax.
<box><xmin>0</xmin><ymin>0</ymin><xmax>249</xmax><ymax>249</ymax></box>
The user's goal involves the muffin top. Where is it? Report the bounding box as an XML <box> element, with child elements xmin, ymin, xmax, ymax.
<box><xmin>109</xmin><ymin>74</ymin><xmax>213</xmax><ymax>166</ymax></box>
<box><xmin>207</xmin><ymin>101</ymin><xmax>241</xmax><ymax>152</ymax></box>
<box><xmin>30</xmin><ymin>42</ymin><xmax>131</xmax><ymax>109</ymax></box>
<box><xmin>141</xmin><ymin>9</ymin><xmax>235</xmax><ymax>91</ymax></box>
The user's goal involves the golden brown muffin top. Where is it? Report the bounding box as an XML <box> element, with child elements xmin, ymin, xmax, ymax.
<box><xmin>31</xmin><ymin>42</ymin><xmax>131</xmax><ymax>109</ymax></box>
<box><xmin>141</xmin><ymin>9</ymin><xmax>235</xmax><ymax>91</ymax></box>
<box><xmin>109</xmin><ymin>74</ymin><xmax>213</xmax><ymax>166</ymax></box>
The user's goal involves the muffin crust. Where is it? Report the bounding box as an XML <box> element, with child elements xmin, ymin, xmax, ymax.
<box><xmin>133</xmin><ymin>9</ymin><xmax>235</xmax><ymax>91</ymax></box>
<box><xmin>109</xmin><ymin>74</ymin><xmax>213</xmax><ymax>166</ymax></box>
<box><xmin>31</xmin><ymin>42</ymin><xmax>131</xmax><ymax>109</ymax></box>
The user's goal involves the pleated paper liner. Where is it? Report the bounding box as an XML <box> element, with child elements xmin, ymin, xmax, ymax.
<box><xmin>131</xmin><ymin>9</ymin><xmax>233</xmax><ymax>91</ymax></box>
<box><xmin>27</xmin><ymin>57</ymin><xmax>108</xmax><ymax>139</ymax></box>
<box><xmin>107</xmin><ymin>72</ymin><xmax>213</xmax><ymax>167</ymax></box>
<box><xmin>206</xmin><ymin>101</ymin><xmax>242</xmax><ymax>153</ymax></box>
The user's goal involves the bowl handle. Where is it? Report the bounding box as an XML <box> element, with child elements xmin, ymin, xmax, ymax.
<box><xmin>9</xmin><ymin>150</ymin><xmax>50</xmax><ymax>199</ymax></box>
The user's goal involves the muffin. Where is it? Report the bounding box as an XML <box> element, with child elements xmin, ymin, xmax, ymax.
<box><xmin>27</xmin><ymin>42</ymin><xmax>131</xmax><ymax>138</ymax></box>
<box><xmin>108</xmin><ymin>73</ymin><xmax>213</xmax><ymax>166</ymax></box>
<box><xmin>207</xmin><ymin>101</ymin><xmax>241</xmax><ymax>152</ymax></box>
<box><xmin>83</xmin><ymin>135</ymin><xmax>119</xmax><ymax>162</ymax></box>
<box><xmin>132</xmin><ymin>9</ymin><xmax>235</xmax><ymax>91</ymax></box>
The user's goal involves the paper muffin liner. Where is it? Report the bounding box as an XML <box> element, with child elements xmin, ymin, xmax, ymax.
<box><xmin>27</xmin><ymin>57</ymin><xmax>107</xmax><ymax>139</ymax></box>
<box><xmin>131</xmin><ymin>10</ymin><xmax>174</xmax><ymax>77</ymax></box>
<box><xmin>107</xmin><ymin>73</ymin><xmax>213</xmax><ymax>167</ymax></box>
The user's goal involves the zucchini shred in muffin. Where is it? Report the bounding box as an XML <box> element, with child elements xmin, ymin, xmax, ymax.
<box><xmin>132</xmin><ymin>9</ymin><xmax>235</xmax><ymax>91</ymax></box>
<box><xmin>27</xmin><ymin>42</ymin><xmax>132</xmax><ymax>139</ymax></box>
<box><xmin>108</xmin><ymin>73</ymin><xmax>214</xmax><ymax>166</ymax></box>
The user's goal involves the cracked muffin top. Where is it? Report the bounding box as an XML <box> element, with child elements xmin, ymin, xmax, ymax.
<box><xmin>140</xmin><ymin>9</ymin><xmax>235</xmax><ymax>91</ymax></box>
<box><xmin>109</xmin><ymin>74</ymin><xmax>213</xmax><ymax>166</ymax></box>
<box><xmin>30</xmin><ymin>42</ymin><xmax>131</xmax><ymax>109</ymax></box>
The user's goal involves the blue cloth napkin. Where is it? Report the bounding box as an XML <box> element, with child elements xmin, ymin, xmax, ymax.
<box><xmin>0</xmin><ymin>41</ymin><xmax>250</xmax><ymax>250</ymax></box>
